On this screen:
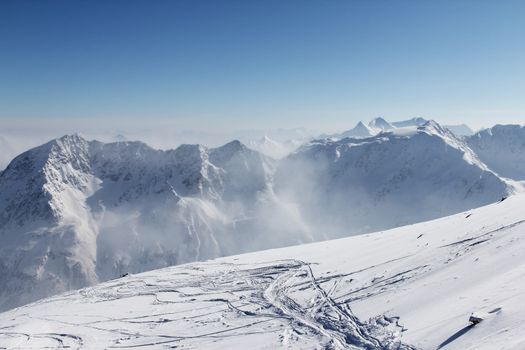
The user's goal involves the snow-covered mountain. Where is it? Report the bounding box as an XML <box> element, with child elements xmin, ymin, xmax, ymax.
<box><xmin>328</xmin><ymin>121</ymin><xmax>377</xmax><ymax>139</ymax></box>
<box><xmin>2</xmin><ymin>192</ymin><xmax>525</xmax><ymax>349</ymax></box>
<box><xmin>328</xmin><ymin>117</ymin><xmax>425</xmax><ymax>140</ymax></box>
<box><xmin>0</xmin><ymin>135</ymin><xmax>311</xmax><ymax>311</ymax></box>
<box><xmin>276</xmin><ymin>121</ymin><xmax>514</xmax><ymax>237</ymax></box>
<box><xmin>368</xmin><ymin>117</ymin><xmax>395</xmax><ymax>132</ymax></box>
<box><xmin>327</xmin><ymin>118</ymin><xmax>475</xmax><ymax>140</ymax></box>
<box><xmin>467</xmin><ymin>124</ymin><xmax>525</xmax><ymax>180</ymax></box>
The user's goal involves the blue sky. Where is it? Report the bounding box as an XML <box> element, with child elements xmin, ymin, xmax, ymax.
<box><xmin>1</xmin><ymin>0</ymin><xmax>525</xmax><ymax>131</ymax></box>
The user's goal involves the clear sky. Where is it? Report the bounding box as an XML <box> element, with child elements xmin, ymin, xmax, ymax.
<box><xmin>1</xmin><ymin>0</ymin><xmax>525</xmax><ymax>131</ymax></box>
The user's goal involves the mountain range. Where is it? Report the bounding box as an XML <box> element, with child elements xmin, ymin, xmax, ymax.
<box><xmin>328</xmin><ymin>117</ymin><xmax>475</xmax><ymax>139</ymax></box>
<box><xmin>0</xmin><ymin>119</ymin><xmax>523</xmax><ymax>311</ymax></box>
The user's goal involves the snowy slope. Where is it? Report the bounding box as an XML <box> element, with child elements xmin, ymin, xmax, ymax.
<box><xmin>1</xmin><ymin>193</ymin><xmax>525</xmax><ymax>349</ymax></box>
<box><xmin>276</xmin><ymin>121</ymin><xmax>514</xmax><ymax>236</ymax></box>
<box><xmin>467</xmin><ymin>124</ymin><xmax>525</xmax><ymax>180</ymax></box>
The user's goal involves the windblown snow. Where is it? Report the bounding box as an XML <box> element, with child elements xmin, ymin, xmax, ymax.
<box><xmin>1</xmin><ymin>193</ymin><xmax>525</xmax><ymax>349</ymax></box>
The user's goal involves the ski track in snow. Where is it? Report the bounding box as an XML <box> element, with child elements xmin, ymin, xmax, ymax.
<box><xmin>0</xmin><ymin>259</ymin><xmax>415</xmax><ymax>349</ymax></box>
<box><xmin>3</xmin><ymin>194</ymin><xmax>525</xmax><ymax>349</ymax></box>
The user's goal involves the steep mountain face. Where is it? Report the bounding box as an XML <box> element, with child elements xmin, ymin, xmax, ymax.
<box><xmin>0</xmin><ymin>135</ymin><xmax>310</xmax><ymax>311</ymax></box>
<box><xmin>276</xmin><ymin>121</ymin><xmax>513</xmax><ymax>237</ymax></box>
<box><xmin>467</xmin><ymin>124</ymin><xmax>525</xmax><ymax>180</ymax></box>
<box><xmin>0</xmin><ymin>135</ymin><xmax>98</xmax><ymax>310</ymax></box>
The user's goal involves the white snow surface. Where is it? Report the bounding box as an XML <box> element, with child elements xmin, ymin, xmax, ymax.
<box><xmin>1</xmin><ymin>193</ymin><xmax>525</xmax><ymax>349</ymax></box>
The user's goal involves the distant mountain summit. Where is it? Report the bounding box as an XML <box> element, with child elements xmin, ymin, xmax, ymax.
<box><xmin>328</xmin><ymin>117</ymin><xmax>427</xmax><ymax>140</ymax></box>
<box><xmin>368</xmin><ymin>117</ymin><xmax>394</xmax><ymax>131</ymax></box>
<box><xmin>328</xmin><ymin>121</ymin><xmax>377</xmax><ymax>139</ymax></box>
<box><xmin>324</xmin><ymin>117</ymin><xmax>476</xmax><ymax>140</ymax></box>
